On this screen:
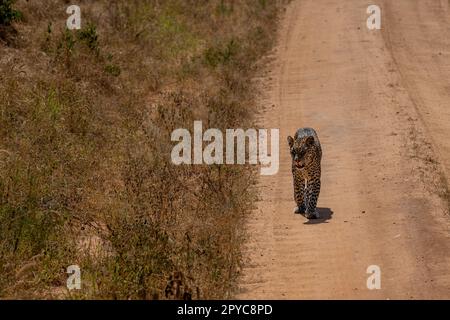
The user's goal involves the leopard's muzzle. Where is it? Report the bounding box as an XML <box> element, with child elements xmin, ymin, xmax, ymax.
<box><xmin>294</xmin><ymin>161</ymin><xmax>305</xmax><ymax>169</ymax></box>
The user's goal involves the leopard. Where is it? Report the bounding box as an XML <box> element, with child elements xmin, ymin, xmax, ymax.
<box><xmin>287</xmin><ymin>127</ymin><xmax>322</xmax><ymax>219</ymax></box>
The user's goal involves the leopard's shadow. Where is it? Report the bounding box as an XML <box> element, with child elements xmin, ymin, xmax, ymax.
<box><xmin>302</xmin><ymin>207</ymin><xmax>333</xmax><ymax>225</ymax></box>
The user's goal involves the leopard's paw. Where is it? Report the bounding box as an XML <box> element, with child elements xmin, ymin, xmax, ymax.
<box><xmin>305</xmin><ymin>210</ymin><xmax>319</xmax><ymax>219</ymax></box>
<box><xmin>294</xmin><ymin>205</ymin><xmax>306</xmax><ymax>214</ymax></box>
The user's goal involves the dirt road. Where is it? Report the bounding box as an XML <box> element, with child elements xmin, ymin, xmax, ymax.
<box><xmin>238</xmin><ymin>0</ymin><xmax>450</xmax><ymax>299</ymax></box>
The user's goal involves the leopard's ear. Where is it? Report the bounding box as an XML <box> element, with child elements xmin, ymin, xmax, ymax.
<box><xmin>305</xmin><ymin>136</ymin><xmax>315</xmax><ymax>147</ymax></box>
<box><xmin>287</xmin><ymin>136</ymin><xmax>294</xmax><ymax>148</ymax></box>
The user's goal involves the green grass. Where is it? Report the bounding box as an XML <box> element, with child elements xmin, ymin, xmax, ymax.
<box><xmin>0</xmin><ymin>0</ymin><xmax>22</xmax><ymax>26</ymax></box>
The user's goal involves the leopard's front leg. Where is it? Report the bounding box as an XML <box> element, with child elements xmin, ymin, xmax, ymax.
<box><xmin>305</xmin><ymin>177</ymin><xmax>321</xmax><ymax>219</ymax></box>
<box><xmin>293</xmin><ymin>173</ymin><xmax>306</xmax><ymax>214</ymax></box>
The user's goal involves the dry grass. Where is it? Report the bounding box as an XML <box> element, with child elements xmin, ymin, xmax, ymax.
<box><xmin>0</xmin><ymin>0</ymin><xmax>285</xmax><ymax>299</ymax></box>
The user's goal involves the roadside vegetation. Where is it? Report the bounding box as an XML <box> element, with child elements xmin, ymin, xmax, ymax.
<box><xmin>0</xmin><ymin>0</ymin><xmax>285</xmax><ymax>298</ymax></box>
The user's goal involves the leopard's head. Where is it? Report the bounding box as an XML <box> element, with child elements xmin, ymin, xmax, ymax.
<box><xmin>287</xmin><ymin>135</ymin><xmax>316</xmax><ymax>170</ymax></box>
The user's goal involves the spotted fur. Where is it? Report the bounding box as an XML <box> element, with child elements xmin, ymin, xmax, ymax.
<box><xmin>287</xmin><ymin>128</ymin><xmax>322</xmax><ymax>219</ymax></box>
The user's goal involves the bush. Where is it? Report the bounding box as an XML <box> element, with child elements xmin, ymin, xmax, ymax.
<box><xmin>0</xmin><ymin>0</ymin><xmax>284</xmax><ymax>299</ymax></box>
<box><xmin>77</xmin><ymin>23</ymin><xmax>99</xmax><ymax>52</ymax></box>
<box><xmin>0</xmin><ymin>0</ymin><xmax>22</xmax><ymax>26</ymax></box>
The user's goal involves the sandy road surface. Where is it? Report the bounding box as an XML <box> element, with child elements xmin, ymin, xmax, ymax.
<box><xmin>238</xmin><ymin>0</ymin><xmax>450</xmax><ymax>299</ymax></box>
